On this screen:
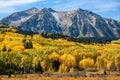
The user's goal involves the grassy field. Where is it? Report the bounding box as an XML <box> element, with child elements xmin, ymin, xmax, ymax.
<box><xmin>1</xmin><ymin>74</ymin><xmax>120</xmax><ymax>80</ymax></box>
<box><xmin>1</xmin><ymin>71</ymin><xmax>120</xmax><ymax>80</ymax></box>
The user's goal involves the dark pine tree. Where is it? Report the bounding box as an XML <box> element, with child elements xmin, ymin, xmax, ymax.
<box><xmin>2</xmin><ymin>45</ymin><xmax>7</xmax><ymax>52</ymax></box>
<box><xmin>36</xmin><ymin>62</ymin><xmax>43</xmax><ymax>74</ymax></box>
<box><xmin>23</xmin><ymin>40</ymin><xmax>33</xmax><ymax>49</ymax></box>
<box><xmin>52</xmin><ymin>60</ymin><xmax>60</xmax><ymax>71</ymax></box>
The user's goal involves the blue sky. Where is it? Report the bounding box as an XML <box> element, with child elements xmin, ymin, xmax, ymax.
<box><xmin>0</xmin><ymin>0</ymin><xmax>120</xmax><ymax>21</ymax></box>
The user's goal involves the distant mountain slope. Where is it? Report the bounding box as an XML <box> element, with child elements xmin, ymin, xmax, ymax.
<box><xmin>0</xmin><ymin>7</ymin><xmax>39</xmax><ymax>27</ymax></box>
<box><xmin>0</xmin><ymin>7</ymin><xmax>120</xmax><ymax>38</ymax></box>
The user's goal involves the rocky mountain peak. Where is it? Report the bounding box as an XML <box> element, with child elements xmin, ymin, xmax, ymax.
<box><xmin>40</xmin><ymin>8</ymin><xmax>56</xmax><ymax>13</ymax></box>
<box><xmin>25</xmin><ymin>7</ymin><xmax>39</xmax><ymax>14</ymax></box>
<box><xmin>0</xmin><ymin>8</ymin><xmax>120</xmax><ymax>38</ymax></box>
<box><xmin>48</xmin><ymin>8</ymin><xmax>56</xmax><ymax>12</ymax></box>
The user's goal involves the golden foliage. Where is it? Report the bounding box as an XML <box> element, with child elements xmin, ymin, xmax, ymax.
<box><xmin>1</xmin><ymin>26</ymin><xmax>120</xmax><ymax>74</ymax></box>
<box><xmin>33</xmin><ymin>43</ymin><xmax>42</xmax><ymax>49</ymax></box>
<box><xmin>69</xmin><ymin>67</ymin><xmax>74</xmax><ymax>74</ymax></box>
<box><xmin>41</xmin><ymin>60</ymin><xmax>47</xmax><ymax>71</ymax></box>
<box><xmin>58</xmin><ymin>64</ymin><xmax>68</xmax><ymax>73</ymax></box>
<box><xmin>49</xmin><ymin>52</ymin><xmax>60</xmax><ymax>61</ymax></box>
<box><xmin>61</xmin><ymin>54</ymin><xmax>76</xmax><ymax>68</ymax></box>
<box><xmin>12</xmin><ymin>45</ymin><xmax>25</xmax><ymax>51</ymax></box>
<box><xmin>79</xmin><ymin>58</ymin><xmax>94</xmax><ymax>69</ymax></box>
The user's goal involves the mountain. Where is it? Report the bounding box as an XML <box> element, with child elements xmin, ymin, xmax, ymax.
<box><xmin>0</xmin><ymin>7</ymin><xmax>39</xmax><ymax>27</ymax></box>
<box><xmin>0</xmin><ymin>7</ymin><xmax>120</xmax><ymax>38</ymax></box>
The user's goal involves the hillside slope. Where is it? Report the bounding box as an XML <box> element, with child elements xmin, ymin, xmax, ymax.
<box><xmin>0</xmin><ymin>24</ymin><xmax>120</xmax><ymax>75</ymax></box>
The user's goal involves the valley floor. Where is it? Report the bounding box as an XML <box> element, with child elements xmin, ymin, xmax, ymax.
<box><xmin>0</xmin><ymin>71</ymin><xmax>120</xmax><ymax>80</ymax></box>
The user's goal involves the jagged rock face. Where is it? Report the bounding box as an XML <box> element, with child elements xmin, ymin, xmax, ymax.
<box><xmin>18</xmin><ymin>8</ymin><xmax>62</xmax><ymax>34</ymax></box>
<box><xmin>0</xmin><ymin>8</ymin><xmax>120</xmax><ymax>38</ymax></box>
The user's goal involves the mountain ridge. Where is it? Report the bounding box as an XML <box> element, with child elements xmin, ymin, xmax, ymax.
<box><xmin>0</xmin><ymin>7</ymin><xmax>120</xmax><ymax>38</ymax></box>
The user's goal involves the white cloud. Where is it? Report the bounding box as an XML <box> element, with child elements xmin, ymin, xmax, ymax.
<box><xmin>94</xmin><ymin>2</ymin><xmax>120</xmax><ymax>12</ymax></box>
<box><xmin>52</xmin><ymin>1</ymin><xmax>88</xmax><ymax>11</ymax></box>
<box><xmin>53</xmin><ymin>1</ymin><xmax>61</xmax><ymax>4</ymax></box>
<box><xmin>0</xmin><ymin>0</ymin><xmax>44</xmax><ymax>13</ymax></box>
<box><xmin>0</xmin><ymin>0</ymin><xmax>43</xmax><ymax>7</ymax></box>
<box><xmin>0</xmin><ymin>7</ymin><xmax>16</xmax><ymax>13</ymax></box>
<box><xmin>52</xmin><ymin>0</ymin><xmax>120</xmax><ymax>13</ymax></box>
